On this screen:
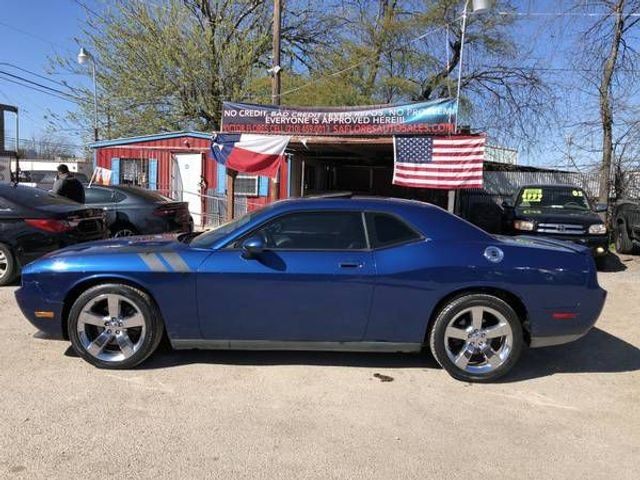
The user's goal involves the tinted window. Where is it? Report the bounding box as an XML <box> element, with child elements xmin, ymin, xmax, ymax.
<box><xmin>0</xmin><ymin>185</ymin><xmax>79</xmax><ymax>207</ymax></box>
<box><xmin>85</xmin><ymin>187</ymin><xmax>114</xmax><ymax>204</ymax></box>
<box><xmin>249</xmin><ymin>212</ymin><xmax>366</xmax><ymax>250</ymax></box>
<box><xmin>366</xmin><ymin>212</ymin><xmax>421</xmax><ymax>248</ymax></box>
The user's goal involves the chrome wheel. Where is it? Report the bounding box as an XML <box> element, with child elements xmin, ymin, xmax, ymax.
<box><xmin>444</xmin><ymin>306</ymin><xmax>514</xmax><ymax>374</ymax></box>
<box><xmin>0</xmin><ymin>250</ymin><xmax>7</xmax><ymax>278</ymax></box>
<box><xmin>113</xmin><ymin>228</ymin><xmax>135</xmax><ymax>238</ymax></box>
<box><xmin>76</xmin><ymin>294</ymin><xmax>147</xmax><ymax>362</ymax></box>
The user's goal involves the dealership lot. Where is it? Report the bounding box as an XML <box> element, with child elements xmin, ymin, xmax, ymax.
<box><xmin>0</xmin><ymin>256</ymin><xmax>638</xmax><ymax>480</ymax></box>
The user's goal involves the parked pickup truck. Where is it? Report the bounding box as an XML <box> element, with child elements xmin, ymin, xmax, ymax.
<box><xmin>503</xmin><ymin>184</ymin><xmax>609</xmax><ymax>258</ymax></box>
<box><xmin>613</xmin><ymin>201</ymin><xmax>640</xmax><ymax>254</ymax></box>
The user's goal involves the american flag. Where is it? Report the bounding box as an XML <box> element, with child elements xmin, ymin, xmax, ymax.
<box><xmin>392</xmin><ymin>135</ymin><xmax>485</xmax><ymax>189</ymax></box>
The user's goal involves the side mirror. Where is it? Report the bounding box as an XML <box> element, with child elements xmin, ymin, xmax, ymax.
<box><xmin>502</xmin><ymin>199</ymin><xmax>514</xmax><ymax>209</ymax></box>
<box><xmin>241</xmin><ymin>235</ymin><xmax>265</xmax><ymax>258</ymax></box>
<box><xmin>594</xmin><ymin>203</ymin><xmax>608</xmax><ymax>213</ymax></box>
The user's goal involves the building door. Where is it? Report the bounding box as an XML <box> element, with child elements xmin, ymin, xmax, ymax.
<box><xmin>172</xmin><ymin>153</ymin><xmax>203</xmax><ymax>227</ymax></box>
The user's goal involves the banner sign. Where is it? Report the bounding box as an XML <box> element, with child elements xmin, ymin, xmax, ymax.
<box><xmin>221</xmin><ymin>98</ymin><xmax>456</xmax><ymax>136</ymax></box>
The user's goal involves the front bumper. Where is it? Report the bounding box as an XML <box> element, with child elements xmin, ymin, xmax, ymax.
<box><xmin>15</xmin><ymin>281</ymin><xmax>65</xmax><ymax>338</ymax></box>
<box><xmin>524</xmin><ymin>233</ymin><xmax>609</xmax><ymax>257</ymax></box>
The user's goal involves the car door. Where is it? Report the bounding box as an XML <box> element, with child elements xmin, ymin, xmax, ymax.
<box><xmin>196</xmin><ymin>210</ymin><xmax>376</xmax><ymax>342</ymax></box>
<box><xmin>84</xmin><ymin>187</ymin><xmax>117</xmax><ymax>229</ymax></box>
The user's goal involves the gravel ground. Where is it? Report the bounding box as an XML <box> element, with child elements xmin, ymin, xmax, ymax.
<box><xmin>1</xmin><ymin>254</ymin><xmax>639</xmax><ymax>479</ymax></box>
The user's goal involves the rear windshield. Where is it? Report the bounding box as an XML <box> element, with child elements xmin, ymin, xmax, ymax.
<box><xmin>0</xmin><ymin>186</ymin><xmax>80</xmax><ymax>207</ymax></box>
<box><xmin>118</xmin><ymin>186</ymin><xmax>172</xmax><ymax>202</ymax></box>
<box><xmin>516</xmin><ymin>186</ymin><xmax>591</xmax><ymax>211</ymax></box>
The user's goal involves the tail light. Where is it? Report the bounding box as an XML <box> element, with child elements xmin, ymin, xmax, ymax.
<box><xmin>25</xmin><ymin>219</ymin><xmax>73</xmax><ymax>233</ymax></box>
<box><xmin>153</xmin><ymin>206</ymin><xmax>175</xmax><ymax>217</ymax></box>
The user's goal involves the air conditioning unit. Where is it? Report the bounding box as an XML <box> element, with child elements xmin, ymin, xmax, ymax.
<box><xmin>234</xmin><ymin>174</ymin><xmax>259</xmax><ymax>196</ymax></box>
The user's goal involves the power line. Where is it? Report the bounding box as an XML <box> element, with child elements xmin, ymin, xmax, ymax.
<box><xmin>0</xmin><ymin>62</ymin><xmax>78</xmax><ymax>90</ymax></box>
<box><xmin>0</xmin><ymin>20</ymin><xmax>66</xmax><ymax>48</ymax></box>
<box><xmin>0</xmin><ymin>74</ymin><xmax>83</xmax><ymax>104</ymax></box>
<box><xmin>0</xmin><ymin>70</ymin><xmax>86</xmax><ymax>104</ymax></box>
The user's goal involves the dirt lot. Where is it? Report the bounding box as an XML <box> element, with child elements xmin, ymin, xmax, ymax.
<box><xmin>1</xmin><ymin>255</ymin><xmax>639</xmax><ymax>480</ymax></box>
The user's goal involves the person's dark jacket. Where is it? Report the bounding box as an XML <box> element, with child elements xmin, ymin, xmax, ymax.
<box><xmin>52</xmin><ymin>174</ymin><xmax>85</xmax><ymax>203</ymax></box>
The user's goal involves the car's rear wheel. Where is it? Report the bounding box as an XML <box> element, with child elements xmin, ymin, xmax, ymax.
<box><xmin>68</xmin><ymin>284</ymin><xmax>164</xmax><ymax>369</ymax></box>
<box><xmin>112</xmin><ymin>224</ymin><xmax>138</xmax><ymax>238</ymax></box>
<box><xmin>615</xmin><ymin>222</ymin><xmax>634</xmax><ymax>254</ymax></box>
<box><xmin>0</xmin><ymin>244</ymin><xmax>18</xmax><ymax>286</ymax></box>
<box><xmin>429</xmin><ymin>294</ymin><xmax>524</xmax><ymax>382</ymax></box>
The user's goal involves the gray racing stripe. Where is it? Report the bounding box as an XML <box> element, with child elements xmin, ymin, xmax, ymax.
<box><xmin>139</xmin><ymin>253</ymin><xmax>169</xmax><ymax>272</ymax></box>
<box><xmin>160</xmin><ymin>252</ymin><xmax>191</xmax><ymax>272</ymax></box>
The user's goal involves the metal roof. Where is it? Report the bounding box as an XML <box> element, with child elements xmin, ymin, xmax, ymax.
<box><xmin>89</xmin><ymin>131</ymin><xmax>212</xmax><ymax>149</ymax></box>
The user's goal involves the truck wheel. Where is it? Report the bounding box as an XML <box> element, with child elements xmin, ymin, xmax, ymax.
<box><xmin>615</xmin><ymin>222</ymin><xmax>634</xmax><ymax>254</ymax></box>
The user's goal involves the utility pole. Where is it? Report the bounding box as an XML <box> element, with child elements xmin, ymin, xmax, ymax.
<box><xmin>269</xmin><ymin>0</ymin><xmax>282</xmax><ymax>203</ymax></box>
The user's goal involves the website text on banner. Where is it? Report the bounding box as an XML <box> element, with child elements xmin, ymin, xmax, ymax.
<box><xmin>221</xmin><ymin>99</ymin><xmax>456</xmax><ymax>136</ymax></box>
<box><xmin>392</xmin><ymin>135</ymin><xmax>485</xmax><ymax>190</ymax></box>
<box><xmin>210</xmin><ymin>134</ymin><xmax>291</xmax><ymax>178</ymax></box>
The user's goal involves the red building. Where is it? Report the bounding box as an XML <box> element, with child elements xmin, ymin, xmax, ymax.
<box><xmin>90</xmin><ymin>131</ymin><xmax>282</xmax><ymax>227</ymax></box>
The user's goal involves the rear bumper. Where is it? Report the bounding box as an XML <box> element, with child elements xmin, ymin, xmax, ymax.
<box><xmin>15</xmin><ymin>281</ymin><xmax>65</xmax><ymax>338</ymax></box>
<box><xmin>528</xmin><ymin>286</ymin><xmax>607</xmax><ymax>348</ymax></box>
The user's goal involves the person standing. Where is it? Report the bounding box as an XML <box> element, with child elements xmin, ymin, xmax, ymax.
<box><xmin>52</xmin><ymin>164</ymin><xmax>85</xmax><ymax>203</ymax></box>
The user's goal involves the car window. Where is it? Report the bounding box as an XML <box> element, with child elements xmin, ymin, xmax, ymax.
<box><xmin>366</xmin><ymin>212</ymin><xmax>422</xmax><ymax>248</ymax></box>
<box><xmin>85</xmin><ymin>187</ymin><xmax>114</xmax><ymax>204</ymax></box>
<box><xmin>246</xmin><ymin>212</ymin><xmax>367</xmax><ymax>250</ymax></box>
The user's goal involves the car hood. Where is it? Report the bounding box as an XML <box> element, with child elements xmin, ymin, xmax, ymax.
<box><xmin>514</xmin><ymin>207</ymin><xmax>602</xmax><ymax>226</ymax></box>
<box><xmin>43</xmin><ymin>233</ymin><xmax>188</xmax><ymax>258</ymax></box>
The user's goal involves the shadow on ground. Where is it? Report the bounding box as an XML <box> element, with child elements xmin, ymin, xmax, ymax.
<box><xmin>64</xmin><ymin>327</ymin><xmax>640</xmax><ymax>383</ymax></box>
<box><xmin>597</xmin><ymin>252</ymin><xmax>628</xmax><ymax>272</ymax></box>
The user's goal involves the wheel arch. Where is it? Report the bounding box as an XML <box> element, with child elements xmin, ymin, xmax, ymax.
<box><xmin>61</xmin><ymin>275</ymin><xmax>162</xmax><ymax>340</ymax></box>
<box><xmin>424</xmin><ymin>286</ymin><xmax>530</xmax><ymax>345</ymax></box>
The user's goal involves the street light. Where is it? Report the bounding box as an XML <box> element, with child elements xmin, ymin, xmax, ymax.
<box><xmin>77</xmin><ymin>47</ymin><xmax>99</xmax><ymax>141</ymax></box>
<box><xmin>454</xmin><ymin>0</ymin><xmax>493</xmax><ymax>132</ymax></box>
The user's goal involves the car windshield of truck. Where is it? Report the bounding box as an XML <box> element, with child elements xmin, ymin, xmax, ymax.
<box><xmin>516</xmin><ymin>186</ymin><xmax>591</xmax><ymax>211</ymax></box>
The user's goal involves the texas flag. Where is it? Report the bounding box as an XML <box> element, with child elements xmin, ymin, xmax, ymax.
<box><xmin>210</xmin><ymin>133</ymin><xmax>291</xmax><ymax>178</ymax></box>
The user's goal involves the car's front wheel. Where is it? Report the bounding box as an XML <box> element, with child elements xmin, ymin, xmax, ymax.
<box><xmin>68</xmin><ymin>284</ymin><xmax>164</xmax><ymax>368</ymax></box>
<box><xmin>429</xmin><ymin>294</ymin><xmax>524</xmax><ymax>382</ymax></box>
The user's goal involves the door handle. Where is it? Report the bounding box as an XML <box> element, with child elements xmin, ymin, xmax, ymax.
<box><xmin>339</xmin><ymin>262</ymin><xmax>363</xmax><ymax>269</ymax></box>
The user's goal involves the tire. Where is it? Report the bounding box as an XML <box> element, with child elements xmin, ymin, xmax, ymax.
<box><xmin>68</xmin><ymin>284</ymin><xmax>164</xmax><ymax>369</ymax></box>
<box><xmin>615</xmin><ymin>222</ymin><xmax>634</xmax><ymax>254</ymax></box>
<box><xmin>111</xmin><ymin>224</ymin><xmax>138</xmax><ymax>238</ymax></box>
<box><xmin>429</xmin><ymin>294</ymin><xmax>524</xmax><ymax>382</ymax></box>
<box><xmin>0</xmin><ymin>243</ymin><xmax>18</xmax><ymax>286</ymax></box>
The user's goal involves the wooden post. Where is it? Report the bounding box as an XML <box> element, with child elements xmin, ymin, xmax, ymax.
<box><xmin>226</xmin><ymin>168</ymin><xmax>237</xmax><ymax>221</ymax></box>
<box><xmin>269</xmin><ymin>0</ymin><xmax>282</xmax><ymax>203</ymax></box>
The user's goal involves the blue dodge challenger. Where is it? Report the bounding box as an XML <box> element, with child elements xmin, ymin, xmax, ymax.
<box><xmin>16</xmin><ymin>196</ymin><xmax>606</xmax><ymax>382</ymax></box>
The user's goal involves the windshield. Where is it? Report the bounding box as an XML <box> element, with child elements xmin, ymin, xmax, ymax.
<box><xmin>190</xmin><ymin>207</ymin><xmax>266</xmax><ymax>247</ymax></box>
<box><xmin>515</xmin><ymin>186</ymin><xmax>591</xmax><ymax>211</ymax></box>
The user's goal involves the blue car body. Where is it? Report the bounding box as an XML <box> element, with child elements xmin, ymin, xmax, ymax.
<box><xmin>16</xmin><ymin>197</ymin><xmax>606</xmax><ymax>351</ymax></box>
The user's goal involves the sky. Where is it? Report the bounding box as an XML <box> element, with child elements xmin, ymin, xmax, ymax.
<box><xmin>0</xmin><ymin>0</ymin><xmax>635</xmax><ymax>168</ymax></box>
<box><xmin>0</xmin><ymin>0</ymin><xmax>98</xmax><ymax>152</ymax></box>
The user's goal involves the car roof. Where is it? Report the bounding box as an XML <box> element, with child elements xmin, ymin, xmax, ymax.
<box><xmin>517</xmin><ymin>184</ymin><xmax>586</xmax><ymax>189</ymax></box>
<box><xmin>273</xmin><ymin>195</ymin><xmax>437</xmax><ymax>212</ymax></box>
